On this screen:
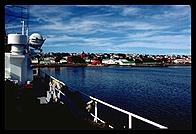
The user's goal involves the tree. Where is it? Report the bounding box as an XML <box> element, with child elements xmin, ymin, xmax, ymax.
<box><xmin>54</xmin><ymin>56</ymin><xmax>62</xmax><ymax>63</ymax></box>
<box><xmin>135</xmin><ymin>58</ymin><xmax>143</xmax><ymax>64</ymax></box>
<box><xmin>72</xmin><ymin>56</ymin><xmax>85</xmax><ymax>64</ymax></box>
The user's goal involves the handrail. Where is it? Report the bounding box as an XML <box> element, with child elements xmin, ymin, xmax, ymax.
<box><xmin>89</xmin><ymin>96</ymin><xmax>168</xmax><ymax>129</ymax></box>
<box><xmin>46</xmin><ymin>73</ymin><xmax>168</xmax><ymax>129</ymax></box>
<box><xmin>90</xmin><ymin>113</ymin><xmax>114</xmax><ymax>129</ymax></box>
<box><xmin>89</xmin><ymin>95</ymin><xmax>130</xmax><ymax>115</ymax></box>
<box><xmin>50</xmin><ymin>76</ymin><xmax>65</xmax><ymax>86</ymax></box>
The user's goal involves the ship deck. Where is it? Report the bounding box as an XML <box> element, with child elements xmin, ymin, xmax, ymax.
<box><xmin>5</xmin><ymin>77</ymin><xmax>109</xmax><ymax>130</ymax></box>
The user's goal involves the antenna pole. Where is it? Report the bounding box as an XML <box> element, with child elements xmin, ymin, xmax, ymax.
<box><xmin>26</xmin><ymin>28</ymin><xmax>28</xmax><ymax>37</ymax></box>
<box><xmin>21</xmin><ymin>20</ymin><xmax>25</xmax><ymax>35</ymax></box>
<box><xmin>26</xmin><ymin>5</ymin><xmax>29</xmax><ymax>37</ymax></box>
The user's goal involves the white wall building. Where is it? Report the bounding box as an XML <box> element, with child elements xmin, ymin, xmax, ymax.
<box><xmin>115</xmin><ymin>59</ymin><xmax>135</xmax><ymax>66</ymax></box>
<box><xmin>31</xmin><ymin>58</ymin><xmax>38</xmax><ymax>64</ymax></box>
<box><xmin>59</xmin><ymin>59</ymin><xmax>67</xmax><ymax>64</ymax></box>
<box><xmin>102</xmin><ymin>59</ymin><xmax>118</xmax><ymax>65</ymax></box>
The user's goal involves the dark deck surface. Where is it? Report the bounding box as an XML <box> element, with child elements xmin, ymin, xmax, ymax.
<box><xmin>5</xmin><ymin>78</ymin><xmax>109</xmax><ymax>130</ymax></box>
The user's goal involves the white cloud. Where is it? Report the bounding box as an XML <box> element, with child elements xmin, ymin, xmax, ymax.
<box><xmin>114</xmin><ymin>34</ymin><xmax>190</xmax><ymax>50</ymax></box>
<box><xmin>5</xmin><ymin>24</ymin><xmax>22</xmax><ymax>30</ymax></box>
<box><xmin>29</xmin><ymin>5</ymin><xmax>73</xmax><ymax>22</ymax></box>
<box><xmin>30</xmin><ymin>17</ymin><xmax>108</xmax><ymax>37</ymax></box>
<box><xmin>5</xmin><ymin>5</ymin><xmax>191</xmax><ymax>54</ymax></box>
<box><xmin>127</xmin><ymin>31</ymin><xmax>155</xmax><ymax>38</ymax></box>
<box><xmin>151</xmin><ymin>5</ymin><xmax>190</xmax><ymax>21</ymax></box>
<box><xmin>121</xmin><ymin>7</ymin><xmax>139</xmax><ymax>16</ymax></box>
<box><xmin>110</xmin><ymin>21</ymin><xmax>169</xmax><ymax>30</ymax></box>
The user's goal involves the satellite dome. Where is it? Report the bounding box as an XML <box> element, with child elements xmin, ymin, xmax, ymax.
<box><xmin>28</xmin><ymin>33</ymin><xmax>45</xmax><ymax>49</ymax></box>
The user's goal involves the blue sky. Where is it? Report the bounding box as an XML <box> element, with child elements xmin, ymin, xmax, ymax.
<box><xmin>5</xmin><ymin>5</ymin><xmax>191</xmax><ymax>55</ymax></box>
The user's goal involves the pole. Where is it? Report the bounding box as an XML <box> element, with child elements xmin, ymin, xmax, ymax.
<box><xmin>94</xmin><ymin>101</ymin><xmax>98</xmax><ymax>123</ymax></box>
<box><xmin>129</xmin><ymin>114</ymin><xmax>132</xmax><ymax>129</ymax></box>
<box><xmin>21</xmin><ymin>20</ymin><xmax>25</xmax><ymax>35</ymax></box>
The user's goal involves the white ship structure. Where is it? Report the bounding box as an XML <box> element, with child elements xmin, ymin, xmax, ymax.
<box><xmin>5</xmin><ymin>21</ymin><xmax>45</xmax><ymax>85</ymax></box>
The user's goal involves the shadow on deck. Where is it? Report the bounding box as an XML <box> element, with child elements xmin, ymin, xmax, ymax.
<box><xmin>5</xmin><ymin>78</ymin><xmax>109</xmax><ymax>130</ymax></box>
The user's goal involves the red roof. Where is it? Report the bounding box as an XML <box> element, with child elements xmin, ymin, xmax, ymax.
<box><xmin>91</xmin><ymin>59</ymin><xmax>101</xmax><ymax>65</ymax></box>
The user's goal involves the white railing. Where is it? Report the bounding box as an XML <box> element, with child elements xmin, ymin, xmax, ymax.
<box><xmin>50</xmin><ymin>76</ymin><xmax>65</xmax><ymax>86</ymax></box>
<box><xmin>47</xmin><ymin>74</ymin><xmax>168</xmax><ymax>129</ymax></box>
<box><xmin>88</xmin><ymin>95</ymin><xmax>168</xmax><ymax>129</ymax></box>
<box><xmin>48</xmin><ymin>76</ymin><xmax>66</xmax><ymax>102</ymax></box>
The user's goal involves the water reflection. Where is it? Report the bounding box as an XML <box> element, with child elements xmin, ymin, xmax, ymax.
<box><xmin>66</xmin><ymin>67</ymin><xmax>86</xmax><ymax>79</ymax></box>
<box><xmin>55</xmin><ymin>67</ymin><xmax>60</xmax><ymax>76</ymax></box>
<box><xmin>62</xmin><ymin>67</ymin><xmax>86</xmax><ymax>90</ymax></box>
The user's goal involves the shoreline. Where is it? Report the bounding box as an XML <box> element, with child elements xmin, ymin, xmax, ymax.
<box><xmin>31</xmin><ymin>63</ymin><xmax>191</xmax><ymax>68</ymax></box>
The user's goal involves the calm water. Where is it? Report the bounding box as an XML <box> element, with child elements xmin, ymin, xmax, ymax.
<box><xmin>42</xmin><ymin>66</ymin><xmax>192</xmax><ymax>129</ymax></box>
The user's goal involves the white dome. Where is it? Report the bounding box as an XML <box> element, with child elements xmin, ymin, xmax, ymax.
<box><xmin>29</xmin><ymin>33</ymin><xmax>43</xmax><ymax>41</ymax></box>
<box><xmin>28</xmin><ymin>33</ymin><xmax>45</xmax><ymax>49</ymax></box>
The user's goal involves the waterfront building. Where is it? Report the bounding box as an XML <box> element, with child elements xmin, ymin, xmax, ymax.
<box><xmin>59</xmin><ymin>59</ymin><xmax>67</xmax><ymax>64</ymax></box>
<box><xmin>102</xmin><ymin>59</ymin><xmax>118</xmax><ymax>65</ymax></box>
<box><xmin>80</xmin><ymin>51</ymin><xmax>87</xmax><ymax>59</ymax></box>
<box><xmin>85</xmin><ymin>59</ymin><xmax>91</xmax><ymax>63</ymax></box>
<box><xmin>173</xmin><ymin>58</ymin><xmax>190</xmax><ymax>64</ymax></box>
<box><xmin>31</xmin><ymin>58</ymin><xmax>38</xmax><ymax>64</ymax></box>
<box><xmin>91</xmin><ymin>59</ymin><xmax>102</xmax><ymax>65</ymax></box>
<box><xmin>115</xmin><ymin>59</ymin><xmax>135</xmax><ymax>66</ymax></box>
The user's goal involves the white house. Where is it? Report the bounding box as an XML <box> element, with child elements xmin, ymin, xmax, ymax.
<box><xmin>102</xmin><ymin>59</ymin><xmax>118</xmax><ymax>65</ymax></box>
<box><xmin>31</xmin><ymin>58</ymin><xmax>38</xmax><ymax>64</ymax></box>
<box><xmin>115</xmin><ymin>59</ymin><xmax>135</xmax><ymax>66</ymax></box>
<box><xmin>59</xmin><ymin>59</ymin><xmax>67</xmax><ymax>64</ymax></box>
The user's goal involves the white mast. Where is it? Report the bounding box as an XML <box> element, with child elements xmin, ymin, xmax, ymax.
<box><xmin>21</xmin><ymin>20</ymin><xmax>25</xmax><ymax>35</ymax></box>
<box><xmin>26</xmin><ymin>28</ymin><xmax>29</xmax><ymax>37</ymax></box>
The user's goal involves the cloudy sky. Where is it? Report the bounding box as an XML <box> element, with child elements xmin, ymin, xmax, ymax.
<box><xmin>5</xmin><ymin>5</ymin><xmax>191</xmax><ymax>55</ymax></box>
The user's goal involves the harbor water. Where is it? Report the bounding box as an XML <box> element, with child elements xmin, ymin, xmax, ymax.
<box><xmin>42</xmin><ymin>66</ymin><xmax>192</xmax><ymax>130</ymax></box>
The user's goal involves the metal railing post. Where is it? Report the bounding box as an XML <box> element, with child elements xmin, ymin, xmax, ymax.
<box><xmin>94</xmin><ymin>101</ymin><xmax>98</xmax><ymax>123</ymax></box>
<box><xmin>57</xmin><ymin>90</ymin><xmax>60</xmax><ymax>99</ymax></box>
<box><xmin>128</xmin><ymin>114</ymin><xmax>132</xmax><ymax>129</ymax></box>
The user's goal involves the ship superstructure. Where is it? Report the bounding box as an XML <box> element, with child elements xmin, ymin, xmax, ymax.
<box><xmin>5</xmin><ymin>27</ymin><xmax>45</xmax><ymax>85</ymax></box>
